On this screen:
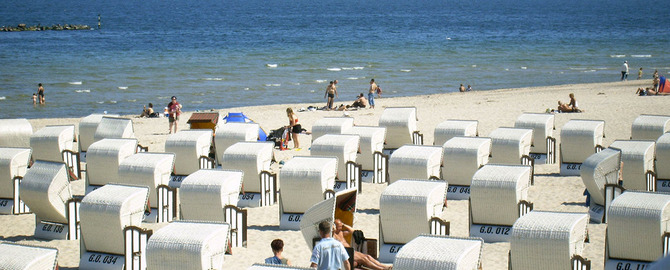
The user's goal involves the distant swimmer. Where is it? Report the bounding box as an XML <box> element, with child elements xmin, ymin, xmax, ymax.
<box><xmin>37</xmin><ymin>83</ymin><xmax>45</xmax><ymax>104</ymax></box>
<box><xmin>324</xmin><ymin>81</ymin><xmax>338</xmax><ymax>110</ymax></box>
<box><xmin>459</xmin><ymin>84</ymin><xmax>465</xmax><ymax>92</ymax></box>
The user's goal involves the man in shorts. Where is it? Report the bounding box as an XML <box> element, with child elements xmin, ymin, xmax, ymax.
<box><xmin>310</xmin><ymin>221</ymin><xmax>350</xmax><ymax>270</ymax></box>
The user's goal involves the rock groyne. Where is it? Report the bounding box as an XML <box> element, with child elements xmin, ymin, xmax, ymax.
<box><xmin>1</xmin><ymin>24</ymin><xmax>91</xmax><ymax>32</ymax></box>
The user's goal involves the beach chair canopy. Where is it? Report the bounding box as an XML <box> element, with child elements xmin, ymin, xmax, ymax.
<box><xmin>222</xmin><ymin>113</ymin><xmax>267</xmax><ymax>141</ymax></box>
<box><xmin>378</xmin><ymin>107</ymin><xmax>418</xmax><ymax>149</ymax></box>
<box><xmin>311</xmin><ymin>117</ymin><xmax>355</xmax><ymax>143</ymax></box>
<box><xmin>631</xmin><ymin>114</ymin><xmax>670</xmax><ymax>141</ymax></box>
<box><xmin>344</xmin><ymin>126</ymin><xmax>387</xmax><ymax>170</ymax></box>
<box><xmin>85</xmin><ymin>138</ymin><xmax>137</xmax><ymax>187</ymax></box>
<box><xmin>488</xmin><ymin>127</ymin><xmax>533</xmax><ymax>164</ymax></box>
<box><xmin>0</xmin><ymin>242</ymin><xmax>58</xmax><ymax>270</ymax></box>
<box><xmin>510</xmin><ymin>211</ymin><xmax>589</xmax><ymax>270</ymax></box>
<box><xmin>19</xmin><ymin>160</ymin><xmax>72</xmax><ymax>224</ymax></box>
<box><xmin>560</xmin><ymin>120</ymin><xmax>605</xmax><ymax>164</ymax></box>
<box><xmin>221</xmin><ymin>142</ymin><xmax>274</xmax><ymax>193</ymax></box>
<box><xmin>388</xmin><ymin>145</ymin><xmax>443</xmax><ymax>184</ymax></box>
<box><xmin>0</xmin><ymin>118</ymin><xmax>33</xmax><ymax>148</ymax></box>
<box><xmin>433</xmin><ymin>120</ymin><xmax>478</xmax><ymax>146</ymax></box>
<box><xmin>117</xmin><ymin>153</ymin><xmax>174</xmax><ymax>207</ymax></box>
<box><xmin>279</xmin><ymin>156</ymin><xmax>337</xmax><ymax>213</ymax></box>
<box><xmin>580</xmin><ymin>148</ymin><xmax>621</xmax><ymax>206</ymax></box>
<box><xmin>93</xmin><ymin>116</ymin><xmax>135</xmax><ymax>142</ymax></box>
<box><xmin>30</xmin><ymin>125</ymin><xmax>75</xmax><ymax>162</ymax></box>
<box><xmin>311</xmin><ymin>134</ymin><xmax>360</xmax><ymax>179</ymax></box>
<box><xmin>658</xmin><ymin>133</ymin><xmax>670</xmax><ymax>179</ymax></box>
<box><xmin>179</xmin><ymin>169</ymin><xmax>243</xmax><ymax>221</ymax></box>
<box><xmin>470</xmin><ymin>165</ymin><xmax>531</xmax><ymax>226</ymax></box>
<box><xmin>380</xmin><ymin>179</ymin><xmax>447</xmax><ymax>244</ymax></box>
<box><xmin>514</xmin><ymin>113</ymin><xmax>554</xmax><ymax>153</ymax></box>
<box><xmin>0</xmin><ymin>147</ymin><xmax>31</xmax><ymax>199</ymax></box>
<box><xmin>608</xmin><ymin>191</ymin><xmax>670</xmax><ymax>262</ymax></box>
<box><xmin>442</xmin><ymin>137</ymin><xmax>491</xmax><ymax>186</ymax></box>
<box><xmin>609</xmin><ymin>140</ymin><xmax>656</xmax><ymax>191</ymax></box>
<box><xmin>300</xmin><ymin>188</ymin><xmax>357</xmax><ymax>249</ymax></box>
<box><xmin>80</xmin><ymin>184</ymin><xmax>148</xmax><ymax>255</ymax></box>
<box><xmin>147</xmin><ymin>221</ymin><xmax>230</xmax><ymax>270</ymax></box>
<box><xmin>165</xmin><ymin>130</ymin><xmax>212</xmax><ymax>175</ymax></box>
<box><xmin>78</xmin><ymin>113</ymin><xmax>119</xmax><ymax>152</ymax></box>
<box><xmin>215</xmin><ymin>122</ymin><xmax>260</xmax><ymax>162</ymax></box>
<box><xmin>393</xmin><ymin>235</ymin><xmax>483</xmax><ymax>270</ymax></box>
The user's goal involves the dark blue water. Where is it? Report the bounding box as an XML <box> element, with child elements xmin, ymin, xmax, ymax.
<box><xmin>1</xmin><ymin>0</ymin><xmax>668</xmax><ymax>118</ymax></box>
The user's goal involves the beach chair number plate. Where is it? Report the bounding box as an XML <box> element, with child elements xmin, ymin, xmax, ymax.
<box><xmin>34</xmin><ymin>221</ymin><xmax>68</xmax><ymax>240</ymax></box>
<box><xmin>588</xmin><ymin>204</ymin><xmax>605</xmax><ymax>224</ymax></box>
<box><xmin>446</xmin><ymin>185</ymin><xmax>470</xmax><ymax>200</ymax></box>
<box><xmin>529</xmin><ymin>153</ymin><xmax>547</xmax><ymax>164</ymax></box>
<box><xmin>85</xmin><ymin>185</ymin><xmax>102</xmax><ymax>195</ymax></box>
<box><xmin>657</xmin><ymin>180</ymin><xmax>670</xmax><ymax>193</ymax></box>
<box><xmin>378</xmin><ymin>244</ymin><xmax>403</xmax><ymax>264</ymax></box>
<box><xmin>0</xmin><ymin>199</ymin><xmax>12</xmax><ymax>214</ymax></box>
<box><xmin>238</xmin><ymin>193</ymin><xmax>262</xmax><ymax>208</ymax></box>
<box><xmin>470</xmin><ymin>224</ymin><xmax>512</xmax><ymax>243</ymax></box>
<box><xmin>280</xmin><ymin>214</ymin><xmax>302</xmax><ymax>230</ymax></box>
<box><xmin>560</xmin><ymin>163</ymin><xmax>582</xmax><ymax>176</ymax></box>
<box><xmin>333</xmin><ymin>181</ymin><xmax>347</xmax><ymax>192</ymax></box>
<box><xmin>80</xmin><ymin>251</ymin><xmax>125</xmax><ymax>270</ymax></box>
<box><xmin>168</xmin><ymin>175</ymin><xmax>187</xmax><ymax>188</ymax></box>
<box><xmin>605</xmin><ymin>259</ymin><xmax>650</xmax><ymax>270</ymax></box>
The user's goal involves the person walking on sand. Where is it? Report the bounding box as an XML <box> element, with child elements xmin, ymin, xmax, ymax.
<box><xmin>310</xmin><ymin>221</ymin><xmax>350</xmax><ymax>270</ymax></box>
<box><xmin>621</xmin><ymin>61</ymin><xmax>629</xmax><ymax>81</ymax></box>
<box><xmin>325</xmin><ymin>81</ymin><xmax>338</xmax><ymax>110</ymax></box>
<box><xmin>167</xmin><ymin>96</ymin><xmax>182</xmax><ymax>134</ymax></box>
<box><xmin>37</xmin><ymin>83</ymin><xmax>45</xmax><ymax>104</ymax></box>
<box><xmin>368</xmin><ymin>79</ymin><xmax>379</xmax><ymax>109</ymax></box>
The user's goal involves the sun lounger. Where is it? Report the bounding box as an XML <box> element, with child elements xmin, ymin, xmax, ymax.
<box><xmin>0</xmin><ymin>118</ymin><xmax>33</xmax><ymax>148</ymax></box>
<box><xmin>580</xmin><ymin>148</ymin><xmax>623</xmax><ymax>223</ymax></box>
<box><xmin>84</xmin><ymin>138</ymin><xmax>138</xmax><ymax>194</ymax></box>
<box><xmin>165</xmin><ymin>130</ymin><xmax>213</xmax><ymax>182</ymax></box>
<box><xmin>388</xmin><ymin>145</ymin><xmax>443</xmax><ymax>184</ymax></box>
<box><xmin>609</xmin><ymin>140</ymin><xmax>656</xmax><ymax>191</ymax></box>
<box><xmin>631</xmin><ymin>114</ymin><xmax>670</xmax><ymax>141</ymax></box>
<box><xmin>179</xmin><ymin>169</ymin><xmax>247</xmax><ymax>247</ymax></box>
<box><xmin>0</xmin><ymin>242</ymin><xmax>59</xmax><ymax>270</ymax></box>
<box><xmin>344</xmin><ymin>126</ymin><xmax>388</xmax><ymax>183</ymax></box>
<box><xmin>441</xmin><ymin>137</ymin><xmax>491</xmax><ymax>200</ymax></box>
<box><xmin>510</xmin><ymin>211</ymin><xmax>590</xmax><ymax>270</ymax></box>
<box><xmin>378</xmin><ymin>107</ymin><xmax>423</xmax><ymax>150</ymax></box>
<box><xmin>393</xmin><ymin>235</ymin><xmax>483</xmax><ymax>270</ymax></box>
<box><xmin>488</xmin><ymin>128</ymin><xmax>535</xmax><ymax>182</ymax></box>
<box><xmin>311</xmin><ymin>117</ymin><xmax>355</xmax><ymax>143</ymax></box>
<box><xmin>560</xmin><ymin>119</ymin><xmax>606</xmax><ymax>176</ymax></box>
<box><xmin>146</xmin><ymin>221</ymin><xmax>230</xmax><ymax>270</ymax></box>
<box><xmin>117</xmin><ymin>152</ymin><xmax>175</xmax><ymax>223</ymax></box>
<box><xmin>469</xmin><ymin>164</ymin><xmax>533</xmax><ymax>242</ymax></box>
<box><xmin>311</xmin><ymin>134</ymin><xmax>362</xmax><ymax>192</ymax></box>
<box><xmin>300</xmin><ymin>188</ymin><xmax>357</xmax><ymax>249</ymax></box>
<box><xmin>248</xmin><ymin>264</ymin><xmax>313</xmax><ymax>270</ymax></box>
<box><xmin>378</xmin><ymin>179</ymin><xmax>449</xmax><ymax>263</ymax></box>
<box><xmin>515</xmin><ymin>113</ymin><xmax>556</xmax><ymax>164</ymax></box>
<box><xmin>655</xmin><ymin>133</ymin><xmax>670</xmax><ymax>192</ymax></box>
<box><xmin>214</xmin><ymin>122</ymin><xmax>260</xmax><ymax>164</ymax></box>
<box><xmin>78</xmin><ymin>113</ymin><xmax>119</xmax><ymax>152</ymax></box>
<box><xmin>30</xmin><ymin>125</ymin><xmax>81</xmax><ymax>179</ymax></box>
<box><xmin>221</xmin><ymin>141</ymin><xmax>277</xmax><ymax>207</ymax></box>
<box><xmin>433</xmin><ymin>119</ymin><xmax>479</xmax><ymax>146</ymax></box>
<box><xmin>0</xmin><ymin>147</ymin><xmax>31</xmax><ymax>214</ymax></box>
<box><xmin>19</xmin><ymin>160</ymin><xmax>79</xmax><ymax>240</ymax></box>
<box><xmin>278</xmin><ymin>156</ymin><xmax>337</xmax><ymax>230</ymax></box>
<box><xmin>78</xmin><ymin>183</ymin><xmax>151</xmax><ymax>270</ymax></box>
<box><xmin>605</xmin><ymin>191</ymin><xmax>670</xmax><ymax>270</ymax></box>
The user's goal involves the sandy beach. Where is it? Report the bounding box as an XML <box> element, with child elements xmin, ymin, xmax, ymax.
<box><xmin>0</xmin><ymin>79</ymin><xmax>664</xmax><ymax>269</ymax></box>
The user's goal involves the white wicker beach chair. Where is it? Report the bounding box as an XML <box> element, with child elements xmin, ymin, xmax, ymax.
<box><xmin>441</xmin><ymin>137</ymin><xmax>491</xmax><ymax>200</ymax></box>
<box><xmin>393</xmin><ymin>235</ymin><xmax>483</xmax><ymax>270</ymax></box>
<box><xmin>221</xmin><ymin>141</ymin><xmax>277</xmax><ymax>207</ymax></box>
<box><xmin>488</xmin><ymin>127</ymin><xmax>534</xmax><ymax>166</ymax></box>
<box><xmin>631</xmin><ymin>114</ymin><xmax>670</xmax><ymax>141</ymax></box>
<box><xmin>560</xmin><ymin>120</ymin><xmax>606</xmax><ymax>176</ymax></box>
<box><xmin>388</xmin><ymin>145</ymin><xmax>443</xmax><ymax>184</ymax></box>
<box><xmin>19</xmin><ymin>160</ymin><xmax>80</xmax><ymax>240</ymax></box>
<box><xmin>0</xmin><ymin>147</ymin><xmax>31</xmax><ymax>215</ymax></box>
<box><xmin>515</xmin><ymin>113</ymin><xmax>556</xmax><ymax>164</ymax></box>
<box><xmin>248</xmin><ymin>264</ymin><xmax>314</xmax><ymax>270</ymax></box>
<box><xmin>469</xmin><ymin>164</ymin><xmax>533</xmax><ymax>242</ymax></box>
<box><xmin>655</xmin><ymin>133</ymin><xmax>670</xmax><ymax>192</ymax></box>
<box><xmin>30</xmin><ymin>124</ymin><xmax>81</xmax><ymax>179</ymax></box>
<box><xmin>300</xmin><ymin>188</ymin><xmax>357</xmax><ymax>249</ymax></box>
<box><xmin>165</xmin><ymin>130</ymin><xmax>213</xmax><ymax>178</ymax></box>
<box><xmin>84</xmin><ymin>138</ymin><xmax>138</xmax><ymax>194</ymax></box>
<box><xmin>311</xmin><ymin>117</ymin><xmax>355</xmax><ymax>143</ymax></box>
<box><xmin>378</xmin><ymin>107</ymin><xmax>423</xmax><ymax>149</ymax></box>
<box><xmin>146</xmin><ymin>220</ymin><xmax>230</xmax><ymax>270</ymax></box>
<box><xmin>117</xmin><ymin>152</ymin><xmax>175</xmax><ymax>223</ymax></box>
<box><xmin>214</xmin><ymin>122</ymin><xmax>259</xmax><ymax>164</ymax></box>
<box><xmin>78</xmin><ymin>113</ymin><xmax>119</xmax><ymax>152</ymax></box>
<box><xmin>609</xmin><ymin>140</ymin><xmax>656</xmax><ymax>191</ymax></box>
<box><xmin>0</xmin><ymin>118</ymin><xmax>33</xmax><ymax>148</ymax></box>
<box><xmin>378</xmin><ymin>179</ymin><xmax>449</xmax><ymax>263</ymax></box>
<box><xmin>311</xmin><ymin>134</ymin><xmax>362</xmax><ymax>192</ymax></box>
<box><xmin>433</xmin><ymin>119</ymin><xmax>479</xmax><ymax>146</ymax></box>
<box><xmin>580</xmin><ymin>148</ymin><xmax>623</xmax><ymax>223</ymax></box>
<box><xmin>79</xmin><ymin>183</ymin><xmax>151</xmax><ymax>270</ymax></box>
<box><xmin>344</xmin><ymin>126</ymin><xmax>388</xmax><ymax>183</ymax></box>
<box><xmin>93</xmin><ymin>116</ymin><xmax>135</xmax><ymax>142</ymax></box>
<box><xmin>510</xmin><ymin>211</ymin><xmax>590</xmax><ymax>270</ymax></box>
<box><xmin>0</xmin><ymin>242</ymin><xmax>59</xmax><ymax>270</ymax></box>
<box><xmin>278</xmin><ymin>156</ymin><xmax>337</xmax><ymax>230</ymax></box>
<box><xmin>605</xmin><ymin>191</ymin><xmax>670</xmax><ymax>269</ymax></box>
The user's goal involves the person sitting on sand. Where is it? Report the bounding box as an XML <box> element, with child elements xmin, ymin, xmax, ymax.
<box><xmin>347</xmin><ymin>93</ymin><xmax>368</xmax><ymax>109</ymax></box>
<box><xmin>140</xmin><ymin>103</ymin><xmax>157</xmax><ymax>118</ymax></box>
<box><xmin>265</xmin><ymin>239</ymin><xmax>291</xmax><ymax>265</ymax></box>
<box><xmin>332</xmin><ymin>219</ymin><xmax>392</xmax><ymax>270</ymax></box>
<box><xmin>557</xmin><ymin>93</ymin><xmax>581</xmax><ymax>112</ymax></box>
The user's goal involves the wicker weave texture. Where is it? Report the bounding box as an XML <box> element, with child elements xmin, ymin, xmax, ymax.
<box><xmin>299</xmin><ymin>190</ymin><xmax>338</xmax><ymax>248</ymax></box>
<box><xmin>580</xmin><ymin>148</ymin><xmax>621</xmax><ymax>205</ymax></box>
<box><xmin>442</xmin><ymin>137</ymin><xmax>491</xmax><ymax>186</ymax></box>
<box><xmin>0</xmin><ymin>242</ymin><xmax>58</xmax><ymax>270</ymax></box>
<box><xmin>0</xmin><ymin>147</ymin><xmax>31</xmax><ymax>198</ymax></box>
<box><xmin>656</xmin><ymin>133</ymin><xmax>670</xmax><ymax>179</ymax></box>
<box><xmin>471</xmin><ymin>165</ymin><xmax>530</xmax><ymax>226</ymax></box>
<box><xmin>631</xmin><ymin>115</ymin><xmax>670</xmax><ymax>141</ymax></box>
<box><xmin>344</xmin><ymin>126</ymin><xmax>386</xmax><ymax>170</ymax></box>
<box><xmin>394</xmin><ymin>235</ymin><xmax>483</xmax><ymax>270</ymax></box>
<box><xmin>180</xmin><ymin>170</ymin><xmax>244</xmax><ymax>221</ymax></box>
<box><xmin>147</xmin><ymin>221</ymin><xmax>230</xmax><ymax>270</ymax></box>
<box><xmin>93</xmin><ymin>117</ymin><xmax>135</xmax><ymax>142</ymax></box>
<box><xmin>117</xmin><ymin>153</ymin><xmax>174</xmax><ymax>207</ymax></box>
<box><xmin>311</xmin><ymin>134</ymin><xmax>360</xmax><ymax>179</ymax></box>
<box><xmin>378</xmin><ymin>107</ymin><xmax>417</xmax><ymax>149</ymax></box>
<box><xmin>609</xmin><ymin>140</ymin><xmax>656</xmax><ymax>191</ymax></box>
<box><xmin>311</xmin><ymin>117</ymin><xmax>355</xmax><ymax>143</ymax></box>
<box><xmin>389</xmin><ymin>145</ymin><xmax>443</xmax><ymax>184</ymax></box>
<box><xmin>86</xmin><ymin>139</ymin><xmax>137</xmax><ymax>186</ymax></box>
<box><xmin>560</xmin><ymin>120</ymin><xmax>605</xmax><ymax>163</ymax></box>
<box><xmin>78</xmin><ymin>114</ymin><xmax>119</xmax><ymax>152</ymax></box>
<box><xmin>434</xmin><ymin>120</ymin><xmax>479</xmax><ymax>146</ymax></box>
<box><xmin>279</xmin><ymin>156</ymin><xmax>337</xmax><ymax>213</ymax></box>
<box><xmin>221</xmin><ymin>142</ymin><xmax>274</xmax><ymax>193</ymax></box>
<box><xmin>214</xmin><ymin>122</ymin><xmax>259</xmax><ymax>162</ymax></box>
<box><xmin>30</xmin><ymin>125</ymin><xmax>74</xmax><ymax>163</ymax></box>
<box><xmin>165</xmin><ymin>130</ymin><xmax>212</xmax><ymax>175</ymax></box>
<box><xmin>489</xmin><ymin>128</ymin><xmax>533</xmax><ymax>164</ymax></box>
<box><xmin>20</xmin><ymin>161</ymin><xmax>72</xmax><ymax>224</ymax></box>
<box><xmin>0</xmin><ymin>118</ymin><xmax>33</xmax><ymax>148</ymax></box>
<box><xmin>514</xmin><ymin>113</ymin><xmax>554</xmax><ymax>153</ymax></box>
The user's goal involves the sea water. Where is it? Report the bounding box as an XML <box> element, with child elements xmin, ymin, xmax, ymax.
<box><xmin>0</xmin><ymin>0</ymin><xmax>668</xmax><ymax>118</ymax></box>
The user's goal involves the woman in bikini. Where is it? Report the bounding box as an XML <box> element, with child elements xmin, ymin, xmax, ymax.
<box><xmin>286</xmin><ymin>108</ymin><xmax>302</xmax><ymax>150</ymax></box>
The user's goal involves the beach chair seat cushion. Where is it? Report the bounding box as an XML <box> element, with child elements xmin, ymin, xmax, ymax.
<box><xmin>279</xmin><ymin>156</ymin><xmax>337</xmax><ymax>213</ymax></box>
<box><xmin>0</xmin><ymin>147</ymin><xmax>32</xmax><ymax>198</ymax></box>
<box><xmin>165</xmin><ymin>130</ymin><xmax>213</xmax><ymax>176</ymax></box>
<box><xmin>19</xmin><ymin>161</ymin><xmax>73</xmax><ymax>224</ymax></box>
<box><xmin>470</xmin><ymin>165</ymin><xmax>531</xmax><ymax>226</ymax></box>
<box><xmin>442</xmin><ymin>137</ymin><xmax>491</xmax><ymax>186</ymax></box>
<box><xmin>394</xmin><ymin>235</ymin><xmax>483</xmax><ymax>270</ymax></box>
<box><xmin>147</xmin><ymin>221</ymin><xmax>230</xmax><ymax>270</ymax></box>
<box><xmin>433</xmin><ymin>120</ymin><xmax>478</xmax><ymax>146</ymax></box>
<box><xmin>179</xmin><ymin>169</ymin><xmax>244</xmax><ymax>221</ymax></box>
<box><xmin>388</xmin><ymin>145</ymin><xmax>443</xmax><ymax>183</ymax></box>
<box><xmin>221</xmin><ymin>142</ymin><xmax>274</xmax><ymax>193</ymax></box>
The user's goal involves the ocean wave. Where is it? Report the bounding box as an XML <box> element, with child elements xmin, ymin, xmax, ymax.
<box><xmin>118</xmin><ymin>86</ymin><xmax>128</xmax><ymax>90</ymax></box>
<box><xmin>289</xmin><ymin>82</ymin><xmax>300</xmax><ymax>85</ymax></box>
<box><xmin>582</xmin><ymin>70</ymin><xmax>597</xmax><ymax>73</ymax></box>
<box><xmin>327</xmin><ymin>68</ymin><xmax>342</xmax><ymax>71</ymax></box>
<box><xmin>96</xmin><ymin>101</ymin><xmax>104</xmax><ymax>104</ymax></box>
<box><xmin>191</xmin><ymin>100</ymin><xmax>203</xmax><ymax>104</ymax></box>
<box><xmin>520</xmin><ymin>66</ymin><xmax>528</xmax><ymax>70</ymax></box>
<box><xmin>316</xmin><ymin>80</ymin><xmax>328</xmax><ymax>83</ymax></box>
<box><xmin>75</xmin><ymin>89</ymin><xmax>91</xmax><ymax>93</ymax></box>
<box><xmin>244</xmin><ymin>88</ymin><xmax>250</xmax><ymax>91</ymax></box>
<box><xmin>631</xmin><ymin>55</ymin><xmax>652</xmax><ymax>58</ymax></box>
<box><xmin>353</xmin><ymin>67</ymin><xmax>364</xmax><ymax>70</ymax></box>
<box><xmin>342</xmin><ymin>67</ymin><xmax>354</xmax><ymax>70</ymax></box>
<box><xmin>0</xmin><ymin>96</ymin><xmax>5</xmax><ymax>100</ymax></box>
<box><xmin>109</xmin><ymin>100</ymin><xmax>117</xmax><ymax>104</ymax></box>
<box><xmin>266</xmin><ymin>64</ymin><xmax>278</xmax><ymax>68</ymax></box>
<box><xmin>203</xmin><ymin>78</ymin><xmax>224</xmax><ymax>81</ymax></box>
<box><xmin>569</xmin><ymin>67</ymin><xmax>587</xmax><ymax>70</ymax></box>
<box><xmin>69</xmin><ymin>81</ymin><xmax>83</xmax><ymax>85</ymax></box>
<box><xmin>347</xmin><ymin>77</ymin><xmax>359</xmax><ymax>80</ymax></box>
<box><xmin>310</xmin><ymin>90</ymin><xmax>316</xmax><ymax>93</ymax></box>
<box><xmin>127</xmin><ymin>99</ymin><xmax>137</xmax><ymax>102</ymax></box>
<box><xmin>610</xmin><ymin>55</ymin><xmax>626</xmax><ymax>58</ymax></box>
<box><xmin>472</xmin><ymin>65</ymin><xmax>477</xmax><ymax>68</ymax></box>
<box><xmin>264</xmin><ymin>84</ymin><xmax>281</xmax><ymax>87</ymax></box>
<box><xmin>400</xmin><ymin>69</ymin><xmax>412</xmax><ymax>72</ymax></box>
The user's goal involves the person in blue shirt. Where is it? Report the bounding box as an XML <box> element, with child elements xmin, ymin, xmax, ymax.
<box><xmin>310</xmin><ymin>221</ymin><xmax>351</xmax><ymax>270</ymax></box>
<box><xmin>265</xmin><ymin>239</ymin><xmax>291</xmax><ymax>265</ymax></box>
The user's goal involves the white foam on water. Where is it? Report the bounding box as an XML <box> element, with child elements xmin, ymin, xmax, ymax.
<box><xmin>75</xmin><ymin>89</ymin><xmax>91</xmax><ymax>93</ymax></box>
<box><xmin>290</xmin><ymin>82</ymin><xmax>300</xmax><ymax>85</ymax></box>
<box><xmin>327</xmin><ymin>68</ymin><xmax>342</xmax><ymax>71</ymax></box>
<box><xmin>316</xmin><ymin>79</ymin><xmax>328</xmax><ymax>83</ymax></box>
<box><xmin>569</xmin><ymin>67</ymin><xmax>587</xmax><ymax>70</ymax></box>
<box><xmin>109</xmin><ymin>100</ymin><xmax>117</xmax><ymax>104</ymax></box>
<box><xmin>347</xmin><ymin>77</ymin><xmax>358</xmax><ymax>80</ymax></box>
<box><xmin>472</xmin><ymin>65</ymin><xmax>477</xmax><ymax>68</ymax></box>
<box><xmin>264</xmin><ymin>84</ymin><xmax>281</xmax><ymax>87</ymax></box>
<box><xmin>0</xmin><ymin>96</ymin><xmax>5</xmax><ymax>100</ymax></box>
<box><xmin>504</xmin><ymin>68</ymin><xmax>510</xmax><ymax>71</ymax></box>
<box><xmin>400</xmin><ymin>69</ymin><xmax>412</xmax><ymax>72</ymax></box>
<box><xmin>446</xmin><ymin>37</ymin><xmax>451</xmax><ymax>40</ymax></box>
<box><xmin>244</xmin><ymin>88</ymin><xmax>250</xmax><ymax>91</ymax></box>
<box><xmin>342</xmin><ymin>67</ymin><xmax>354</xmax><ymax>70</ymax></box>
<box><xmin>266</xmin><ymin>64</ymin><xmax>278</xmax><ymax>68</ymax></box>
<box><xmin>191</xmin><ymin>100</ymin><xmax>203</xmax><ymax>104</ymax></box>
<box><xmin>118</xmin><ymin>86</ymin><xmax>128</xmax><ymax>90</ymax></box>
<box><xmin>96</xmin><ymin>101</ymin><xmax>104</xmax><ymax>104</ymax></box>
<box><xmin>310</xmin><ymin>90</ymin><xmax>316</xmax><ymax>93</ymax></box>
<box><xmin>69</xmin><ymin>81</ymin><xmax>83</xmax><ymax>85</ymax></box>
<box><xmin>353</xmin><ymin>67</ymin><xmax>364</xmax><ymax>70</ymax></box>
<box><xmin>203</xmin><ymin>78</ymin><xmax>223</xmax><ymax>81</ymax></box>
<box><xmin>610</xmin><ymin>54</ymin><xmax>626</xmax><ymax>58</ymax></box>
<box><xmin>520</xmin><ymin>66</ymin><xmax>527</xmax><ymax>70</ymax></box>
<box><xmin>583</xmin><ymin>70</ymin><xmax>597</xmax><ymax>73</ymax></box>
<box><xmin>392</xmin><ymin>91</ymin><xmax>397</xmax><ymax>93</ymax></box>
<box><xmin>631</xmin><ymin>55</ymin><xmax>652</xmax><ymax>58</ymax></box>
<box><xmin>127</xmin><ymin>99</ymin><xmax>137</xmax><ymax>102</ymax></box>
